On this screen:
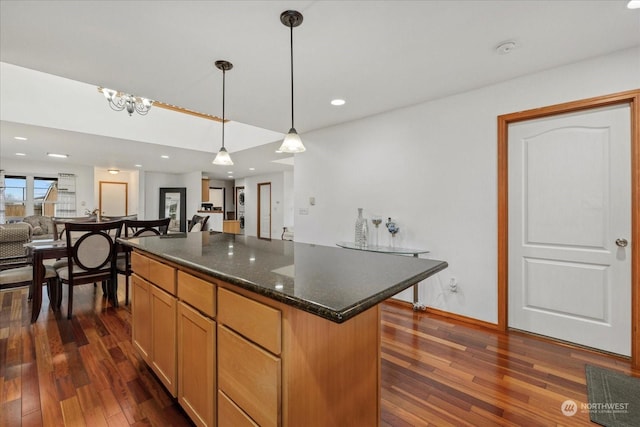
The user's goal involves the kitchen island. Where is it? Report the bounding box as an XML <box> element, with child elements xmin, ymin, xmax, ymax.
<box><xmin>119</xmin><ymin>232</ymin><xmax>447</xmax><ymax>427</ymax></box>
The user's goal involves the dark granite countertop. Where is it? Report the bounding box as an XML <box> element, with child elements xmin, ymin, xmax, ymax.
<box><xmin>118</xmin><ymin>232</ymin><xmax>448</xmax><ymax>323</ymax></box>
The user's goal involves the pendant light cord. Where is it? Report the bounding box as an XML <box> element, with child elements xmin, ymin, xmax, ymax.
<box><xmin>222</xmin><ymin>67</ymin><xmax>226</xmax><ymax>148</ymax></box>
<box><xmin>290</xmin><ymin>23</ymin><xmax>295</xmax><ymax>129</ymax></box>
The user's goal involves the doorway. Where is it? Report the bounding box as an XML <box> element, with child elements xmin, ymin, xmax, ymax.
<box><xmin>497</xmin><ymin>90</ymin><xmax>640</xmax><ymax>366</ymax></box>
<box><xmin>257</xmin><ymin>182</ymin><xmax>271</xmax><ymax>240</ymax></box>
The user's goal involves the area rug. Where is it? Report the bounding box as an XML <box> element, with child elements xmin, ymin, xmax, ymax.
<box><xmin>585</xmin><ymin>364</ymin><xmax>640</xmax><ymax>427</ymax></box>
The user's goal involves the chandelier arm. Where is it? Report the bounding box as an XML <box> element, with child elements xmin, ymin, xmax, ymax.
<box><xmin>108</xmin><ymin>97</ymin><xmax>126</xmax><ymax>112</ymax></box>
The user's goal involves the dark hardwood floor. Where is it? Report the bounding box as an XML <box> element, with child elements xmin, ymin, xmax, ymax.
<box><xmin>1</xmin><ymin>281</ymin><xmax>638</xmax><ymax>426</ymax></box>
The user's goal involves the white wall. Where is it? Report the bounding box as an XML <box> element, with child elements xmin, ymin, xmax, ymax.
<box><xmin>294</xmin><ymin>47</ymin><xmax>640</xmax><ymax>324</ymax></box>
<box><xmin>0</xmin><ymin>157</ymin><xmax>94</xmax><ymax>215</ymax></box>
<box><xmin>240</xmin><ymin>172</ymin><xmax>285</xmax><ymax>238</ymax></box>
<box><xmin>283</xmin><ymin>170</ymin><xmax>294</xmax><ymax>228</ymax></box>
<box><xmin>207</xmin><ymin>178</ymin><xmax>235</xmax><ymax>215</ymax></box>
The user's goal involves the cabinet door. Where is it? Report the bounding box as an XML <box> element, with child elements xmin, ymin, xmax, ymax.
<box><xmin>202</xmin><ymin>179</ymin><xmax>210</xmax><ymax>202</ymax></box>
<box><xmin>151</xmin><ymin>286</ymin><xmax>177</xmax><ymax>397</ymax></box>
<box><xmin>178</xmin><ymin>302</ymin><xmax>215</xmax><ymax>427</ymax></box>
<box><xmin>131</xmin><ymin>275</ymin><xmax>151</xmax><ymax>362</ymax></box>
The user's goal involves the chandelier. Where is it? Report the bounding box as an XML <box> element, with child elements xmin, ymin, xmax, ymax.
<box><xmin>99</xmin><ymin>87</ymin><xmax>154</xmax><ymax>116</ymax></box>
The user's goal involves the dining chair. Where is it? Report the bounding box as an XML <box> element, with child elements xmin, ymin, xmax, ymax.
<box><xmin>56</xmin><ymin>220</ymin><xmax>123</xmax><ymax>319</ymax></box>
<box><xmin>188</xmin><ymin>214</ymin><xmax>209</xmax><ymax>232</ymax></box>
<box><xmin>116</xmin><ymin>218</ymin><xmax>170</xmax><ymax>305</ymax></box>
<box><xmin>0</xmin><ymin>255</ymin><xmax>59</xmax><ymax>305</ymax></box>
<box><xmin>52</xmin><ymin>215</ymin><xmax>98</xmax><ymax>241</ymax></box>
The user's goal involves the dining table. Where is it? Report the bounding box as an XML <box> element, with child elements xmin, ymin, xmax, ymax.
<box><xmin>24</xmin><ymin>238</ymin><xmax>120</xmax><ymax>323</ymax></box>
<box><xmin>24</xmin><ymin>239</ymin><xmax>67</xmax><ymax>323</ymax></box>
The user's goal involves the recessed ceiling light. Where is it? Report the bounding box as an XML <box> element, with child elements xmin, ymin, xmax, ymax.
<box><xmin>15</xmin><ymin>152</ymin><xmax>26</xmax><ymax>156</ymax></box>
<box><xmin>14</xmin><ymin>136</ymin><xmax>27</xmax><ymax>141</ymax></box>
<box><xmin>161</xmin><ymin>155</ymin><xmax>169</xmax><ymax>159</ymax></box>
<box><xmin>47</xmin><ymin>153</ymin><xmax>68</xmax><ymax>158</ymax></box>
<box><xmin>628</xmin><ymin>0</ymin><xmax>640</xmax><ymax>9</ymax></box>
<box><xmin>108</xmin><ymin>169</ymin><xmax>119</xmax><ymax>175</ymax></box>
<box><xmin>249</xmin><ymin>167</ymin><xmax>255</xmax><ymax>171</ymax></box>
<box><xmin>134</xmin><ymin>164</ymin><xmax>142</xmax><ymax>168</ymax></box>
<box><xmin>496</xmin><ymin>41</ymin><xmax>517</xmax><ymax>55</ymax></box>
<box><xmin>227</xmin><ymin>171</ymin><xmax>233</xmax><ymax>174</ymax></box>
<box><xmin>331</xmin><ymin>99</ymin><xmax>346</xmax><ymax>106</ymax></box>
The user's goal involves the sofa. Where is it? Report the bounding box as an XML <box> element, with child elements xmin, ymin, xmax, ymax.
<box><xmin>22</xmin><ymin>215</ymin><xmax>55</xmax><ymax>240</ymax></box>
<box><xmin>0</xmin><ymin>222</ymin><xmax>32</xmax><ymax>265</ymax></box>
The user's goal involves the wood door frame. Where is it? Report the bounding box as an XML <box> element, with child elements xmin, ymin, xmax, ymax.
<box><xmin>497</xmin><ymin>89</ymin><xmax>640</xmax><ymax>368</ymax></box>
<box><xmin>257</xmin><ymin>182</ymin><xmax>271</xmax><ymax>240</ymax></box>
<box><xmin>99</xmin><ymin>180</ymin><xmax>128</xmax><ymax>216</ymax></box>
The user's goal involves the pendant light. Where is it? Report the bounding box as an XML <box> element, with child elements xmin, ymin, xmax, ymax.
<box><xmin>278</xmin><ymin>10</ymin><xmax>306</xmax><ymax>153</ymax></box>
<box><xmin>213</xmin><ymin>60</ymin><xmax>234</xmax><ymax>165</ymax></box>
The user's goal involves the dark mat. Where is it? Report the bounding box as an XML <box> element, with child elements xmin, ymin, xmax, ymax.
<box><xmin>585</xmin><ymin>364</ymin><xmax>640</xmax><ymax>427</ymax></box>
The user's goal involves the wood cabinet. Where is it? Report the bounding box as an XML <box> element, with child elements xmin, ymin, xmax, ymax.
<box><xmin>178</xmin><ymin>302</ymin><xmax>215</xmax><ymax>427</ymax></box>
<box><xmin>217</xmin><ymin>390</ymin><xmax>258</xmax><ymax>427</ymax></box>
<box><xmin>130</xmin><ymin>252</ymin><xmax>178</xmax><ymax>397</ymax></box>
<box><xmin>217</xmin><ymin>288</ymin><xmax>281</xmax><ymax>426</ymax></box>
<box><xmin>202</xmin><ymin>179</ymin><xmax>210</xmax><ymax>202</ymax></box>
<box><xmin>130</xmin><ymin>249</ymin><xmax>382</xmax><ymax>426</ymax></box>
<box><xmin>150</xmin><ymin>285</ymin><xmax>177</xmax><ymax>396</ymax></box>
<box><xmin>222</xmin><ymin>220</ymin><xmax>241</xmax><ymax>234</ymax></box>
<box><xmin>131</xmin><ymin>274</ymin><xmax>151</xmax><ymax>362</ymax></box>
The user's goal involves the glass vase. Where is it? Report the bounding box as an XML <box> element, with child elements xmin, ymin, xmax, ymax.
<box><xmin>354</xmin><ymin>208</ymin><xmax>368</xmax><ymax>247</ymax></box>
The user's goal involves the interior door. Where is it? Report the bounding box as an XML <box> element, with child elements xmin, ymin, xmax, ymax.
<box><xmin>508</xmin><ymin>104</ymin><xmax>631</xmax><ymax>356</ymax></box>
<box><xmin>258</xmin><ymin>182</ymin><xmax>271</xmax><ymax>239</ymax></box>
<box><xmin>99</xmin><ymin>181</ymin><xmax>127</xmax><ymax>217</ymax></box>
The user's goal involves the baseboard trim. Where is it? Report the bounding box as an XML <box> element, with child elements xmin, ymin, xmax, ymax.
<box><xmin>385</xmin><ymin>298</ymin><xmax>499</xmax><ymax>330</ymax></box>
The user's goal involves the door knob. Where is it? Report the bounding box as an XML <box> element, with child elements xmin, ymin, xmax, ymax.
<box><xmin>615</xmin><ymin>238</ymin><xmax>628</xmax><ymax>247</ymax></box>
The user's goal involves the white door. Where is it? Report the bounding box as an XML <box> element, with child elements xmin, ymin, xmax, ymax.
<box><xmin>508</xmin><ymin>104</ymin><xmax>631</xmax><ymax>356</ymax></box>
<box><xmin>258</xmin><ymin>183</ymin><xmax>271</xmax><ymax>239</ymax></box>
<box><xmin>100</xmin><ymin>181</ymin><xmax>127</xmax><ymax>217</ymax></box>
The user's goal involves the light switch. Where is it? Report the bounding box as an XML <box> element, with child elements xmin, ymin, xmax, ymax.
<box><xmin>309</xmin><ymin>197</ymin><xmax>316</xmax><ymax>206</ymax></box>
<box><xmin>299</xmin><ymin>208</ymin><xmax>309</xmax><ymax>215</ymax></box>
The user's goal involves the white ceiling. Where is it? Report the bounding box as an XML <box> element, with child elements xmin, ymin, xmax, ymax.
<box><xmin>1</xmin><ymin>0</ymin><xmax>639</xmax><ymax>179</ymax></box>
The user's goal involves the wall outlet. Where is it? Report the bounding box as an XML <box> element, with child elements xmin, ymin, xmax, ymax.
<box><xmin>448</xmin><ymin>277</ymin><xmax>458</xmax><ymax>293</ymax></box>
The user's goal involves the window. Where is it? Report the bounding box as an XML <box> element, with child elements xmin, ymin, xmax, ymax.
<box><xmin>0</xmin><ymin>174</ymin><xmax>59</xmax><ymax>222</ymax></box>
<box><xmin>4</xmin><ymin>175</ymin><xmax>26</xmax><ymax>219</ymax></box>
<box><xmin>33</xmin><ymin>177</ymin><xmax>57</xmax><ymax>216</ymax></box>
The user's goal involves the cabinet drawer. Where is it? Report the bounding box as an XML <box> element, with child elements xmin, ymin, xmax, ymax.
<box><xmin>177</xmin><ymin>271</ymin><xmax>216</xmax><ymax>318</ymax></box>
<box><xmin>149</xmin><ymin>257</ymin><xmax>176</xmax><ymax>295</ymax></box>
<box><xmin>218</xmin><ymin>390</ymin><xmax>258</xmax><ymax>427</ymax></box>
<box><xmin>218</xmin><ymin>325</ymin><xmax>280</xmax><ymax>427</ymax></box>
<box><xmin>218</xmin><ymin>288</ymin><xmax>281</xmax><ymax>355</ymax></box>
<box><xmin>131</xmin><ymin>251</ymin><xmax>149</xmax><ymax>280</ymax></box>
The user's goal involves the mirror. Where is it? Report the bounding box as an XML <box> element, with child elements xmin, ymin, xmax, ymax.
<box><xmin>159</xmin><ymin>187</ymin><xmax>186</xmax><ymax>232</ymax></box>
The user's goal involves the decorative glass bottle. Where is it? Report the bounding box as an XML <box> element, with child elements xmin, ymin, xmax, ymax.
<box><xmin>355</xmin><ymin>208</ymin><xmax>369</xmax><ymax>247</ymax></box>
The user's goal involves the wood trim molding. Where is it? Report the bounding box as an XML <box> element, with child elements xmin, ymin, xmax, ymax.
<box><xmin>497</xmin><ymin>89</ymin><xmax>640</xmax><ymax>368</ymax></box>
<box><xmin>386</xmin><ymin>299</ymin><xmax>500</xmax><ymax>330</ymax></box>
<box><xmin>153</xmin><ymin>101</ymin><xmax>226</xmax><ymax>123</ymax></box>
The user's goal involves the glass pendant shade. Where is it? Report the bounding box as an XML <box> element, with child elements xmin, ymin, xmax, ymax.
<box><xmin>213</xmin><ymin>146</ymin><xmax>233</xmax><ymax>165</ymax></box>
<box><xmin>279</xmin><ymin>128</ymin><xmax>306</xmax><ymax>153</ymax></box>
